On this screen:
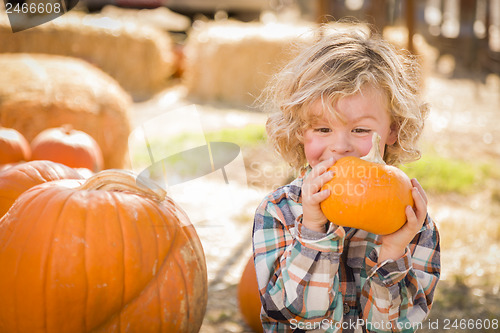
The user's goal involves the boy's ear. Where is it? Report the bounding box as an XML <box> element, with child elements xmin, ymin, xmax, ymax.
<box><xmin>387</xmin><ymin>122</ymin><xmax>398</xmax><ymax>145</ymax></box>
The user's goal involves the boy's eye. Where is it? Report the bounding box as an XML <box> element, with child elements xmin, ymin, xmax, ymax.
<box><xmin>314</xmin><ymin>128</ymin><xmax>331</xmax><ymax>133</ymax></box>
<box><xmin>353</xmin><ymin>128</ymin><xmax>371</xmax><ymax>134</ymax></box>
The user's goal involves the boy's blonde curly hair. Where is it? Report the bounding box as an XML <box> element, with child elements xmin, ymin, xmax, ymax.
<box><xmin>263</xmin><ymin>26</ymin><xmax>429</xmax><ymax>171</ymax></box>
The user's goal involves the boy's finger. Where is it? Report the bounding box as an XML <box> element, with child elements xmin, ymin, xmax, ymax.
<box><xmin>411</xmin><ymin>179</ymin><xmax>428</xmax><ymax>205</ymax></box>
<box><xmin>320</xmin><ymin>170</ymin><xmax>335</xmax><ymax>184</ymax></box>
<box><xmin>311</xmin><ymin>189</ymin><xmax>330</xmax><ymax>204</ymax></box>
<box><xmin>311</xmin><ymin>157</ymin><xmax>335</xmax><ymax>176</ymax></box>
<box><xmin>304</xmin><ymin>171</ymin><xmax>334</xmax><ymax>196</ymax></box>
<box><xmin>405</xmin><ymin>205</ymin><xmax>419</xmax><ymax>231</ymax></box>
<box><xmin>411</xmin><ymin>187</ymin><xmax>427</xmax><ymax>225</ymax></box>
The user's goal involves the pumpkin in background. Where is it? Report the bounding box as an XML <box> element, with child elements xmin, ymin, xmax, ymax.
<box><xmin>0</xmin><ymin>53</ymin><xmax>132</xmax><ymax>169</ymax></box>
<box><xmin>74</xmin><ymin>167</ymin><xmax>95</xmax><ymax>180</ymax></box>
<box><xmin>321</xmin><ymin>133</ymin><xmax>414</xmax><ymax>235</ymax></box>
<box><xmin>238</xmin><ymin>256</ymin><xmax>263</xmax><ymax>333</ymax></box>
<box><xmin>0</xmin><ymin>125</ymin><xmax>31</xmax><ymax>164</ymax></box>
<box><xmin>0</xmin><ymin>160</ymin><xmax>83</xmax><ymax>218</ymax></box>
<box><xmin>31</xmin><ymin>125</ymin><xmax>104</xmax><ymax>172</ymax></box>
<box><xmin>0</xmin><ymin>169</ymin><xmax>208</xmax><ymax>333</ymax></box>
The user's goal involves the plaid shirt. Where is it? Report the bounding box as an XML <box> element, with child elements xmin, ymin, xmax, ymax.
<box><xmin>253</xmin><ymin>171</ymin><xmax>440</xmax><ymax>333</ymax></box>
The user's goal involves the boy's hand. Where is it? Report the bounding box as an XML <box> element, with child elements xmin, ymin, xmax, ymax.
<box><xmin>301</xmin><ymin>158</ymin><xmax>335</xmax><ymax>233</ymax></box>
<box><xmin>378</xmin><ymin>178</ymin><xmax>428</xmax><ymax>263</ymax></box>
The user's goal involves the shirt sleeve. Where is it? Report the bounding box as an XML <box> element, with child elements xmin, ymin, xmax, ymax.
<box><xmin>252</xmin><ymin>194</ymin><xmax>346</xmax><ymax>331</ymax></box>
<box><xmin>360</xmin><ymin>214</ymin><xmax>441</xmax><ymax>332</ymax></box>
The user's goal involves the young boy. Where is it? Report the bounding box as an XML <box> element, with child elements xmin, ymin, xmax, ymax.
<box><xmin>253</xmin><ymin>27</ymin><xmax>440</xmax><ymax>332</ymax></box>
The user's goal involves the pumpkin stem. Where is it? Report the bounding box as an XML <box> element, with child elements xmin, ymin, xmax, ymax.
<box><xmin>79</xmin><ymin>169</ymin><xmax>166</xmax><ymax>202</ymax></box>
<box><xmin>360</xmin><ymin>132</ymin><xmax>386</xmax><ymax>165</ymax></box>
<box><xmin>61</xmin><ymin>124</ymin><xmax>73</xmax><ymax>135</ymax></box>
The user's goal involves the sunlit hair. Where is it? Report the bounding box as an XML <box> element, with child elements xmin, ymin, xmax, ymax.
<box><xmin>262</xmin><ymin>25</ymin><xmax>429</xmax><ymax>171</ymax></box>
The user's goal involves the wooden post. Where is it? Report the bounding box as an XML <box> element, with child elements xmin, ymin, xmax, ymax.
<box><xmin>316</xmin><ymin>0</ymin><xmax>330</xmax><ymax>23</ymax></box>
<box><xmin>406</xmin><ymin>0</ymin><xmax>415</xmax><ymax>53</ymax></box>
<box><xmin>367</xmin><ymin>0</ymin><xmax>387</xmax><ymax>34</ymax></box>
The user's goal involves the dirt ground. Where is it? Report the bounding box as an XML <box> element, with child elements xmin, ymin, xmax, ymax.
<box><xmin>130</xmin><ymin>36</ymin><xmax>500</xmax><ymax>332</ymax></box>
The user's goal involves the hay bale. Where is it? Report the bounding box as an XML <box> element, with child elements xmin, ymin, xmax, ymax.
<box><xmin>100</xmin><ymin>5</ymin><xmax>191</xmax><ymax>32</ymax></box>
<box><xmin>0</xmin><ymin>53</ymin><xmax>131</xmax><ymax>169</ymax></box>
<box><xmin>0</xmin><ymin>11</ymin><xmax>176</xmax><ymax>99</ymax></box>
<box><xmin>182</xmin><ymin>20</ymin><xmax>316</xmax><ymax>107</ymax></box>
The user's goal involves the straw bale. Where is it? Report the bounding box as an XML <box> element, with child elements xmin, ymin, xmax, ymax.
<box><xmin>0</xmin><ymin>53</ymin><xmax>132</xmax><ymax>169</ymax></box>
<box><xmin>183</xmin><ymin>20</ymin><xmax>316</xmax><ymax>107</ymax></box>
<box><xmin>100</xmin><ymin>5</ymin><xmax>191</xmax><ymax>32</ymax></box>
<box><xmin>0</xmin><ymin>11</ymin><xmax>176</xmax><ymax>99</ymax></box>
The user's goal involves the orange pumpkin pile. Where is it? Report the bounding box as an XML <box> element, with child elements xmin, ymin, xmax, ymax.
<box><xmin>320</xmin><ymin>133</ymin><xmax>414</xmax><ymax>235</ymax></box>
<box><xmin>0</xmin><ymin>124</ymin><xmax>104</xmax><ymax>173</ymax></box>
<box><xmin>30</xmin><ymin>125</ymin><xmax>104</xmax><ymax>172</ymax></box>
<box><xmin>0</xmin><ymin>169</ymin><xmax>208</xmax><ymax>333</ymax></box>
<box><xmin>0</xmin><ymin>160</ymin><xmax>83</xmax><ymax>218</ymax></box>
<box><xmin>0</xmin><ymin>125</ymin><xmax>31</xmax><ymax>164</ymax></box>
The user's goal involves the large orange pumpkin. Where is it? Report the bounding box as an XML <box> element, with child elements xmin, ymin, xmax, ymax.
<box><xmin>0</xmin><ymin>160</ymin><xmax>83</xmax><ymax>218</ymax></box>
<box><xmin>238</xmin><ymin>256</ymin><xmax>263</xmax><ymax>333</ymax></box>
<box><xmin>31</xmin><ymin>125</ymin><xmax>104</xmax><ymax>172</ymax></box>
<box><xmin>0</xmin><ymin>162</ymin><xmax>20</xmax><ymax>172</ymax></box>
<box><xmin>320</xmin><ymin>133</ymin><xmax>414</xmax><ymax>235</ymax></box>
<box><xmin>0</xmin><ymin>169</ymin><xmax>208</xmax><ymax>333</ymax></box>
<box><xmin>0</xmin><ymin>125</ymin><xmax>31</xmax><ymax>164</ymax></box>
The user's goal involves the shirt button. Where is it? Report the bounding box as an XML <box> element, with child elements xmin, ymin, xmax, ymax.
<box><xmin>343</xmin><ymin>303</ymin><xmax>350</xmax><ymax>314</ymax></box>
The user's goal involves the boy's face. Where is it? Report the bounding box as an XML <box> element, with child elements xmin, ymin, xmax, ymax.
<box><xmin>303</xmin><ymin>85</ymin><xmax>397</xmax><ymax>167</ymax></box>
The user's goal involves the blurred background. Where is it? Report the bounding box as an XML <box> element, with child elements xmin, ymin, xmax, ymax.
<box><xmin>0</xmin><ymin>1</ymin><xmax>499</xmax><ymax>332</ymax></box>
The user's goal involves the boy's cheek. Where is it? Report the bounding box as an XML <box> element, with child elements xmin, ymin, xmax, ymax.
<box><xmin>358</xmin><ymin>135</ymin><xmax>381</xmax><ymax>157</ymax></box>
<box><xmin>303</xmin><ymin>143</ymin><xmax>322</xmax><ymax>167</ymax></box>
<box><xmin>357</xmin><ymin>142</ymin><xmax>373</xmax><ymax>157</ymax></box>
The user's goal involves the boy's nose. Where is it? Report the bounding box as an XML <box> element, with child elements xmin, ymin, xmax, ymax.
<box><xmin>328</xmin><ymin>134</ymin><xmax>353</xmax><ymax>156</ymax></box>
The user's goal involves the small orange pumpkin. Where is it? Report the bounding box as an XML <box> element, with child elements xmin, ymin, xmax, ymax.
<box><xmin>238</xmin><ymin>256</ymin><xmax>263</xmax><ymax>333</ymax></box>
<box><xmin>31</xmin><ymin>125</ymin><xmax>104</xmax><ymax>172</ymax></box>
<box><xmin>0</xmin><ymin>169</ymin><xmax>207</xmax><ymax>333</ymax></box>
<box><xmin>0</xmin><ymin>125</ymin><xmax>31</xmax><ymax>164</ymax></box>
<box><xmin>0</xmin><ymin>160</ymin><xmax>83</xmax><ymax>218</ymax></box>
<box><xmin>320</xmin><ymin>133</ymin><xmax>414</xmax><ymax>235</ymax></box>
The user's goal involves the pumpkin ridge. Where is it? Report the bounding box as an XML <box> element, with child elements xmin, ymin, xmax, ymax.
<box><xmin>152</xmin><ymin>208</ymin><xmax>164</xmax><ymax>333</ymax></box>
<box><xmin>40</xmin><ymin>163</ymin><xmax>69</xmax><ymax>181</ymax></box>
<box><xmin>99</xmin><ymin>243</ymin><xmax>181</xmax><ymax>332</ymax></box>
<box><xmin>82</xmin><ymin>193</ymin><xmax>90</xmax><ymax>333</ymax></box>
<box><xmin>34</xmin><ymin>163</ymin><xmax>61</xmax><ymax>181</ymax></box>
<box><xmin>9</xmin><ymin>163</ymin><xmax>61</xmax><ymax>189</ymax></box>
<box><xmin>175</xmin><ymin>220</ymin><xmax>207</xmax><ymax>330</ymax></box>
<box><xmin>114</xmin><ymin>192</ymin><xmax>168</xmax><ymax>327</ymax></box>
<box><xmin>174</xmin><ymin>252</ymin><xmax>190</xmax><ymax>331</ymax></box>
<box><xmin>81</xmin><ymin>190</ymin><xmax>127</xmax><ymax>332</ymax></box>
<box><xmin>43</xmin><ymin>189</ymin><xmax>78</xmax><ymax>332</ymax></box>
<box><xmin>0</xmin><ymin>192</ymin><xmax>39</xmax><ymax>331</ymax></box>
<box><xmin>138</xmin><ymin>198</ymin><xmax>180</xmax><ymax>322</ymax></box>
<box><xmin>121</xmin><ymin>193</ymin><xmax>174</xmax><ymax>305</ymax></box>
<box><xmin>83</xmin><ymin>193</ymin><xmax>178</xmax><ymax>332</ymax></box>
<box><xmin>5</xmin><ymin>186</ymin><xmax>73</xmax><ymax>332</ymax></box>
<box><xmin>87</xmin><ymin>190</ymin><xmax>127</xmax><ymax>333</ymax></box>
<box><xmin>126</xmin><ymin>191</ymin><xmax>166</xmax><ymax>305</ymax></box>
<box><xmin>113</xmin><ymin>190</ymin><xmax>125</xmax><ymax>333</ymax></box>
<box><xmin>178</xmin><ymin>221</ymin><xmax>206</xmax><ymax>280</ymax></box>
<box><xmin>112</xmin><ymin>191</ymin><xmax>127</xmax><ymax>324</ymax></box>
<box><xmin>144</xmin><ymin>220</ymin><xmax>189</xmax><ymax>332</ymax></box>
<box><xmin>149</xmin><ymin>196</ymin><xmax>178</xmax><ymax>275</ymax></box>
<box><xmin>18</xmin><ymin>167</ymin><xmax>42</xmax><ymax>183</ymax></box>
<box><xmin>173</xmin><ymin>204</ymin><xmax>207</xmax><ymax>277</ymax></box>
<box><xmin>117</xmin><ymin>200</ymin><xmax>204</xmax><ymax>331</ymax></box>
<box><xmin>89</xmin><ymin>203</ymin><xmax>180</xmax><ymax>332</ymax></box>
